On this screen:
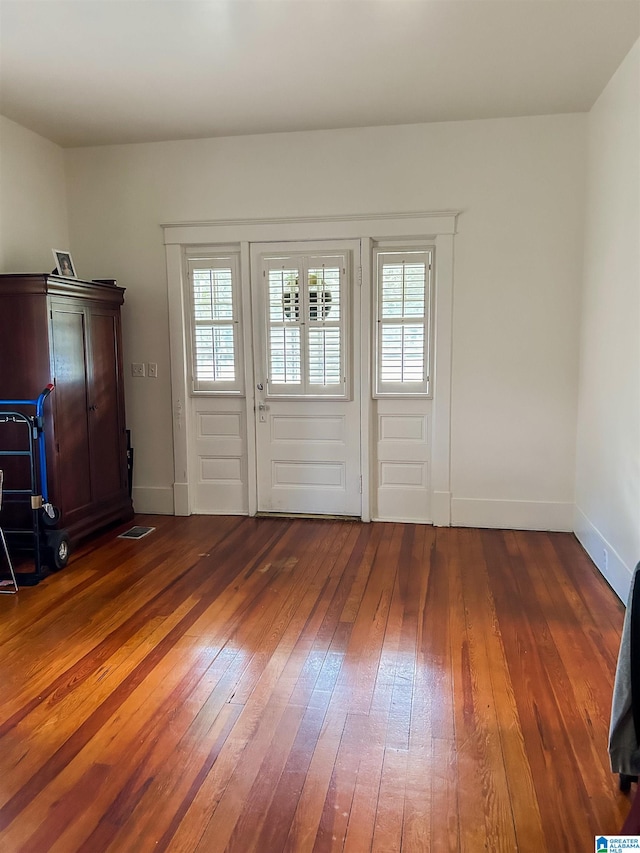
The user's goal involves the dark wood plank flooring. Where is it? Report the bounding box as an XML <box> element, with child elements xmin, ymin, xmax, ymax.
<box><xmin>0</xmin><ymin>515</ymin><xmax>632</xmax><ymax>851</ymax></box>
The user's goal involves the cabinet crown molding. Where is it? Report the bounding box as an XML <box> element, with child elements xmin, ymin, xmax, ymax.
<box><xmin>0</xmin><ymin>274</ymin><xmax>125</xmax><ymax>304</ymax></box>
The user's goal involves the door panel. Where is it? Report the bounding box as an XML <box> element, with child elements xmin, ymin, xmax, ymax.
<box><xmin>375</xmin><ymin>398</ymin><xmax>432</xmax><ymax>522</ymax></box>
<box><xmin>189</xmin><ymin>396</ymin><xmax>247</xmax><ymax>514</ymax></box>
<box><xmin>252</xmin><ymin>242</ymin><xmax>361</xmax><ymax>516</ymax></box>
<box><xmin>261</xmin><ymin>400</ymin><xmax>357</xmax><ymax>514</ymax></box>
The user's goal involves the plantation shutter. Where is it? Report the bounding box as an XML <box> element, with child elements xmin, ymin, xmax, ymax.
<box><xmin>307</xmin><ymin>261</ymin><xmax>342</xmax><ymax>388</ymax></box>
<box><xmin>375</xmin><ymin>250</ymin><xmax>432</xmax><ymax>396</ymax></box>
<box><xmin>267</xmin><ymin>262</ymin><xmax>303</xmax><ymax>385</ymax></box>
<box><xmin>188</xmin><ymin>254</ymin><xmax>242</xmax><ymax>393</ymax></box>
<box><xmin>264</xmin><ymin>254</ymin><xmax>347</xmax><ymax>397</ymax></box>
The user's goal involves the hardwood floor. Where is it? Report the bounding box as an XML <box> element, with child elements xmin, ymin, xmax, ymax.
<box><xmin>0</xmin><ymin>515</ymin><xmax>632</xmax><ymax>851</ymax></box>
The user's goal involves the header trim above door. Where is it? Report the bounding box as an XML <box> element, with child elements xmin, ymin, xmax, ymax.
<box><xmin>162</xmin><ymin>211</ymin><xmax>459</xmax><ymax>246</ymax></box>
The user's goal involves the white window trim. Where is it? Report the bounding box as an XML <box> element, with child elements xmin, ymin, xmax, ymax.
<box><xmin>164</xmin><ymin>211</ymin><xmax>458</xmax><ymax>525</ymax></box>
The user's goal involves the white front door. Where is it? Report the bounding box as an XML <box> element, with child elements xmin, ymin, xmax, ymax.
<box><xmin>251</xmin><ymin>241</ymin><xmax>361</xmax><ymax>516</ymax></box>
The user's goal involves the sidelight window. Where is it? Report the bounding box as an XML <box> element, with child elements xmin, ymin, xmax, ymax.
<box><xmin>187</xmin><ymin>252</ymin><xmax>242</xmax><ymax>393</ymax></box>
<box><xmin>374</xmin><ymin>249</ymin><xmax>433</xmax><ymax>396</ymax></box>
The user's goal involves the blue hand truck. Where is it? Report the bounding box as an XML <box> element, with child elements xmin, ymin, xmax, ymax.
<box><xmin>0</xmin><ymin>385</ymin><xmax>70</xmax><ymax>586</ymax></box>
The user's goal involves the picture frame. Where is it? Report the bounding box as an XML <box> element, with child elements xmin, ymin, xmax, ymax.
<box><xmin>52</xmin><ymin>249</ymin><xmax>77</xmax><ymax>278</ymax></box>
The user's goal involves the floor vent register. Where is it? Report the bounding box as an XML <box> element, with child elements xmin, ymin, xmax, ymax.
<box><xmin>118</xmin><ymin>526</ymin><xmax>156</xmax><ymax>540</ymax></box>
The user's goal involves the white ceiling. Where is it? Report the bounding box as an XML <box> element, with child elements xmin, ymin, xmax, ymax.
<box><xmin>0</xmin><ymin>0</ymin><xmax>638</xmax><ymax>148</ymax></box>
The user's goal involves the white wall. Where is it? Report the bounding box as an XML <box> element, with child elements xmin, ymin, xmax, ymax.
<box><xmin>0</xmin><ymin>116</ymin><xmax>69</xmax><ymax>272</ymax></box>
<box><xmin>64</xmin><ymin>114</ymin><xmax>586</xmax><ymax>525</ymax></box>
<box><xmin>574</xmin><ymin>40</ymin><xmax>640</xmax><ymax>601</ymax></box>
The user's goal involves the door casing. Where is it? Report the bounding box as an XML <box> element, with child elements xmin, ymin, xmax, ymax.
<box><xmin>164</xmin><ymin>211</ymin><xmax>458</xmax><ymax>525</ymax></box>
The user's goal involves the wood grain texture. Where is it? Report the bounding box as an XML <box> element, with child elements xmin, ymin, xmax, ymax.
<box><xmin>0</xmin><ymin>516</ymin><xmax>631</xmax><ymax>852</ymax></box>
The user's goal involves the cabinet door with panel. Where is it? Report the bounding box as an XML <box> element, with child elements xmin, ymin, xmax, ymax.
<box><xmin>49</xmin><ymin>299</ymin><xmax>93</xmax><ymax>525</ymax></box>
<box><xmin>87</xmin><ymin>306</ymin><xmax>128</xmax><ymax>505</ymax></box>
<box><xmin>48</xmin><ymin>294</ymin><xmax>131</xmax><ymax>539</ymax></box>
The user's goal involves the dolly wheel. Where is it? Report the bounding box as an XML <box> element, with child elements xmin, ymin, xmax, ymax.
<box><xmin>46</xmin><ymin>531</ymin><xmax>70</xmax><ymax>570</ymax></box>
<box><xmin>41</xmin><ymin>506</ymin><xmax>61</xmax><ymax>528</ymax></box>
<box><xmin>620</xmin><ymin>774</ymin><xmax>638</xmax><ymax>793</ymax></box>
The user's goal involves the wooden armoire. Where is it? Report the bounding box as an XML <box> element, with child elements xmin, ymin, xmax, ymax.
<box><xmin>0</xmin><ymin>273</ymin><xmax>134</xmax><ymax>543</ymax></box>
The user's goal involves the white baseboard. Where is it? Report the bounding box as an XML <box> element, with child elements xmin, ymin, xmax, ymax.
<box><xmin>573</xmin><ymin>505</ymin><xmax>632</xmax><ymax>602</ymax></box>
<box><xmin>451</xmin><ymin>498</ymin><xmax>574</xmax><ymax>532</ymax></box>
<box><xmin>372</xmin><ymin>516</ymin><xmax>433</xmax><ymax>524</ymax></box>
<box><xmin>132</xmin><ymin>486</ymin><xmax>175</xmax><ymax>515</ymax></box>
